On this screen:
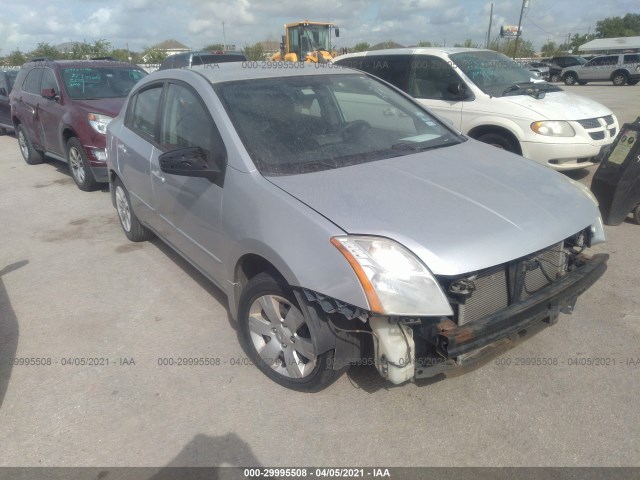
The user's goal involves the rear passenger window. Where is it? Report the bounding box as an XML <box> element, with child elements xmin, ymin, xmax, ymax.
<box><xmin>409</xmin><ymin>56</ymin><xmax>463</xmax><ymax>100</ymax></box>
<box><xmin>23</xmin><ymin>68</ymin><xmax>44</xmax><ymax>94</ymax></box>
<box><xmin>40</xmin><ymin>69</ymin><xmax>58</xmax><ymax>94</ymax></box>
<box><xmin>624</xmin><ymin>54</ymin><xmax>639</xmax><ymax>64</ymax></box>
<box><xmin>341</xmin><ymin>55</ymin><xmax>412</xmax><ymax>92</ymax></box>
<box><xmin>128</xmin><ymin>85</ymin><xmax>163</xmax><ymax>139</ymax></box>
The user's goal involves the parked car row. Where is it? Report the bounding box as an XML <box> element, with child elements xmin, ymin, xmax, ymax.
<box><xmin>3</xmin><ymin>55</ymin><xmax>610</xmax><ymax>391</ymax></box>
<box><xmin>9</xmin><ymin>57</ymin><xmax>148</xmax><ymax>190</ymax></box>
<box><xmin>561</xmin><ymin>53</ymin><xmax>640</xmax><ymax>86</ymax></box>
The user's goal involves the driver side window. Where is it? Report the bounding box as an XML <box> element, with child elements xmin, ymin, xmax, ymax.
<box><xmin>409</xmin><ymin>56</ymin><xmax>462</xmax><ymax>100</ymax></box>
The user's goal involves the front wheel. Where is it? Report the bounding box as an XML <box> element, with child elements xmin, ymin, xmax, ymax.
<box><xmin>476</xmin><ymin>132</ymin><xmax>517</xmax><ymax>153</ymax></box>
<box><xmin>67</xmin><ymin>138</ymin><xmax>99</xmax><ymax>191</ymax></box>
<box><xmin>113</xmin><ymin>178</ymin><xmax>154</xmax><ymax>242</ymax></box>
<box><xmin>563</xmin><ymin>73</ymin><xmax>577</xmax><ymax>85</ymax></box>
<box><xmin>238</xmin><ymin>273</ymin><xmax>344</xmax><ymax>391</ymax></box>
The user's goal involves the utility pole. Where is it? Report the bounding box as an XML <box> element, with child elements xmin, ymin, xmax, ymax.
<box><xmin>222</xmin><ymin>21</ymin><xmax>227</xmax><ymax>51</ymax></box>
<box><xmin>512</xmin><ymin>0</ymin><xmax>528</xmax><ymax>59</ymax></box>
<box><xmin>486</xmin><ymin>3</ymin><xmax>493</xmax><ymax>49</ymax></box>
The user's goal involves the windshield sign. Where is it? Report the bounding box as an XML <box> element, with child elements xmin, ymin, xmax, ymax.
<box><xmin>62</xmin><ymin>67</ymin><xmax>147</xmax><ymax>100</ymax></box>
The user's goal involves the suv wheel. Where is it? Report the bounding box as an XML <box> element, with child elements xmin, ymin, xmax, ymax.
<box><xmin>563</xmin><ymin>73</ymin><xmax>577</xmax><ymax>85</ymax></box>
<box><xmin>113</xmin><ymin>178</ymin><xmax>154</xmax><ymax>242</ymax></box>
<box><xmin>549</xmin><ymin>73</ymin><xmax>560</xmax><ymax>83</ymax></box>
<box><xmin>238</xmin><ymin>273</ymin><xmax>344</xmax><ymax>391</ymax></box>
<box><xmin>612</xmin><ymin>72</ymin><xmax>628</xmax><ymax>86</ymax></box>
<box><xmin>629</xmin><ymin>80</ymin><xmax>639</xmax><ymax>86</ymax></box>
<box><xmin>16</xmin><ymin>125</ymin><xmax>44</xmax><ymax>165</ymax></box>
<box><xmin>67</xmin><ymin>138</ymin><xmax>99</xmax><ymax>191</ymax></box>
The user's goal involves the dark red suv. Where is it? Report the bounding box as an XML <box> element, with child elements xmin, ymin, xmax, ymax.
<box><xmin>10</xmin><ymin>58</ymin><xmax>147</xmax><ymax>190</ymax></box>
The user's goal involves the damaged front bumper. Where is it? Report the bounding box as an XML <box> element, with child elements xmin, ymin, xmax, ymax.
<box><xmin>413</xmin><ymin>253</ymin><xmax>608</xmax><ymax>380</ymax></box>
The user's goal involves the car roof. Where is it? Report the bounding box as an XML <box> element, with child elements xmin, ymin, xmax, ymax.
<box><xmin>150</xmin><ymin>62</ymin><xmax>356</xmax><ymax>84</ymax></box>
<box><xmin>336</xmin><ymin>47</ymin><xmax>496</xmax><ymax>60</ymax></box>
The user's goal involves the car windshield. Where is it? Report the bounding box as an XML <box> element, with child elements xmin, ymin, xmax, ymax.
<box><xmin>61</xmin><ymin>67</ymin><xmax>147</xmax><ymax>100</ymax></box>
<box><xmin>450</xmin><ymin>51</ymin><xmax>541</xmax><ymax>97</ymax></box>
<box><xmin>215</xmin><ymin>74</ymin><xmax>463</xmax><ymax>176</ymax></box>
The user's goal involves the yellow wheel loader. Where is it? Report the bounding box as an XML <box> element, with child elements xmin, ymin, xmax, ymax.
<box><xmin>270</xmin><ymin>20</ymin><xmax>339</xmax><ymax>63</ymax></box>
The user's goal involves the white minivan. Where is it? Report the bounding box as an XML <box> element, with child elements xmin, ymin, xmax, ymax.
<box><xmin>334</xmin><ymin>48</ymin><xmax>619</xmax><ymax>171</ymax></box>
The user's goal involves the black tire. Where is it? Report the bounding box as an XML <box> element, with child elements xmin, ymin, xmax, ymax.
<box><xmin>628</xmin><ymin>79</ymin><xmax>639</xmax><ymax>86</ymax></box>
<box><xmin>612</xmin><ymin>72</ymin><xmax>628</xmax><ymax>86</ymax></box>
<box><xmin>633</xmin><ymin>205</ymin><xmax>640</xmax><ymax>225</ymax></box>
<box><xmin>67</xmin><ymin>137</ymin><xmax>99</xmax><ymax>191</ymax></box>
<box><xmin>476</xmin><ymin>132</ymin><xmax>517</xmax><ymax>153</ymax></box>
<box><xmin>238</xmin><ymin>273</ymin><xmax>345</xmax><ymax>392</ymax></box>
<box><xmin>549</xmin><ymin>73</ymin><xmax>560</xmax><ymax>83</ymax></box>
<box><xmin>563</xmin><ymin>73</ymin><xmax>577</xmax><ymax>85</ymax></box>
<box><xmin>113</xmin><ymin>178</ymin><xmax>154</xmax><ymax>242</ymax></box>
<box><xmin>16</xmin><ymin>124</ymin><xmax>43</xmax><ymax>165</ymax></box>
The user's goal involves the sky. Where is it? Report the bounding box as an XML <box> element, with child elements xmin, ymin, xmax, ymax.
<box><xmin>0</xmin><ymin>0</ymin><xmax>637</xmax><ymax>54</ymax></box>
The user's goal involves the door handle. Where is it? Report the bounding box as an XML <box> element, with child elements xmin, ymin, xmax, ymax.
<box><xmin>151</xmin><ymin>169</ymin><xmax>166</xmax><ymax>184</ymax></box>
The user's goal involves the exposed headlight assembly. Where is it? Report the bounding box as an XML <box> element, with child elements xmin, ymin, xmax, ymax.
<box><xmin>331</xmin><ymin>236</ymin><xmax>452</xmax><ymax>316</ymax></box>
<box><xmin>88</xmin><ymin>113</ymin><xmax>113</xmax><ymax>135</ymax></box>
<box><xmin>531</xmin><ymin>120</ymin><xmax>575</xmax><ymax>137</ymax></box>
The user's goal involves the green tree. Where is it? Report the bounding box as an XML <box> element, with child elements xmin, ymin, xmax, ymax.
<box><xmin>454</xmin><ymin>39</ymin><xmax>479</xmax><ymax>48</ymax></box>
<box><xmin>6</xmin><ymin>49</ymin><xmax>27</xmax><ymax>66</ymax></box>
<box><xmin>203</xmin><ymin>43</ymin><xmax>225</xmax><ymax>51</ymax></box>
<box><xmin>29</xmin><ymin>42</ymin><xmax>63</xmax><ymax>60</ymax></box>
<box><xmin>243</xmin><ymin>42</ymin><xmax>266</xmax><ymax>60</ymax></box>
<box><xmin>489</xmin><ymin>38</ymin><xmax>535</xmax><ymax>58</ymax></box>
<box><xmin>568</xmin><ymin>33</ymin><xmax>596</xmax><ymax>53</ymax></box>
<box><xmin>142</xmin><ymin>47</ymin><xmax>168</xmax><ymax>64</ymax></box>
<box><xmin>417</xmin><ymin>41</ymin><xmax>432</xmax><ymax>47</ymax></box>
<box><xmin>540</xmin><ymin>41</ymin><xmax>558</xmax><ymax>57</ymax></box>
<box><xmin>352</xmin><ymin>42</ymin><xmax>370</xmax><ymax>52</ymax></box>
<box><xmin>596</xmin><ymin>13</ymin><xmax>640</xmax><ymax>38</ymax></box>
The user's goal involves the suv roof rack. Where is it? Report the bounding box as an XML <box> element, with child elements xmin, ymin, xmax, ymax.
<box><xmin>90</xmin><ymin>56</ymin><xmax>118</xmax><ymax>61</ymax></box>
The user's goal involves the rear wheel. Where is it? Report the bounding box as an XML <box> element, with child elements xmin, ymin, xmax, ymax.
<box><xmin>238</xmin><ymin>273</ymin><xmax>344</xmax><ymax>392</ymax></box>
<box><xmin>628</xmin><ymin>79</ymin><xmax>639</xmax><ymax>86</ymax></box>
<box><xmin>16</xmin><ymin>124</ymin><xmax>43</xmax><ymax>165</ymax></box>
<box><xmin>476</xmin><ymin>132</ymin><xmax>517</xmax><ymax>153</ymax></box>
<box><xmin>113</xmin><ymin>178</ymin><xmax>154</xmax><ymax>242</ymax></box>
<box><xmin>563</xmin><ymin>73</ymin><xmax>577</xmax><ymax>85</ymax></box>
<box><xmin>67</xmin><ymin>138</ymin><xmax>99</xmax><ymax>191</ymax></box>
<box><xmin>612</xmin><ymin>72</ymin><xmax>628</xmax><ymax>86</ymax></box>
<box><xmin>549</xmin><ymin>73</ymin><xmax>560</xmax><ymax>83</ymax></box>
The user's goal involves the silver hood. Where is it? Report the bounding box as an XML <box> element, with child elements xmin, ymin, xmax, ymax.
<box><xmin>268</xmin><ymin>141</ymin><xmax>600</xmax><ymax>276</ymax></box>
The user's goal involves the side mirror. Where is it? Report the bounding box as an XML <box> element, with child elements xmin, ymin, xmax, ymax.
<box><xmin>41</xmin><ymin>88</ymin><xmax>58</xmax><ymax>100</ymax></box>
<box><xmin>159</xmin><ymin>146</ymin><xmax>221</xmax><ymax>183</ymax></box>
<box><xmin>0</xmin><ymin>87</ymin><xmax>6</xmax><ymax>97</ymax></box>
<box><xmin>447</xmin><ymin>82</ymin><xmax>469</xmax><ymax>99</ymax></box>
<box><xmin>335</xmin><ymin>28</ymin><xmax>340</xmax><ymax>38</ymax></box>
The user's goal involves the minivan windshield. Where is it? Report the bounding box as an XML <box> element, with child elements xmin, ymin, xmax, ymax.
<box><xmin>450</xmin><ymin>51</ymin><xmax>553</xmax><ymax>98</ymax></box>
<box><xmin>215</xmin><ymin>74</ymin><xmax>463</xmax><ymax>175</ymax></box>
<box><xmin>62</xmin><ymin>67</ymin><xmax>147</xmax><ymax>100</ymax></box>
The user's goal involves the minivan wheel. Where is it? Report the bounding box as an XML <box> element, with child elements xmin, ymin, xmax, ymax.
<box><xmin>612</xmin><ymin>73</ymin><xmax>628</xmax><ymax>86</ymax></box>
<box><xmin>113</xmin><ymin>178</ymin><xmax>154</xmax><ymax>242</ymax></box>
<box><xmin>563</xmin><ymin>73</ymin><xmax>577</xmax><ymax>85</ymax></box>
<box><xmin>238</xmin><ymin>273</ymin><xmax>344</xmax><ymax>392</ymax></box>
<box><xmin>16</xmin><ymin>124</ymin><xmax>43</xmax><ymax>165</ymax></box>
<box><xmin>476</xmin><ymin>133</ymin><xmax>516</xmax><ymax>153</ymax></box>
<box><xmin>67</xmin><ymin>138</ymin><xmax>99</xmax><ymax>191</ymax></box>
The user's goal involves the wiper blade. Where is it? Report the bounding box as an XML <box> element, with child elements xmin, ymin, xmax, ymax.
<box><xmin>501</xmin><ymin>82</ymin><xmax>535</xmax><ymax>96</ymax></box>
<box><xmin>391</xmin><ymin>136</ymin><xmax>459</xmax><ymax>152</ymax></box>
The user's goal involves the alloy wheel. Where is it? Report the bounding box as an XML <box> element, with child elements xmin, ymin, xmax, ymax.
<box><xmin>68</xmin><ymin>145</ymin><xmax>86</xmax><ymax>183</ymax></box>
<box><xmin>247</xmin><ymin>294</ymin><xmax>317</xmax><ymax>379</ymax></box>
<box><xmin>115</xmin><ymin>185</ymin><xmax>132</xmax><ymax>232</ymax></box>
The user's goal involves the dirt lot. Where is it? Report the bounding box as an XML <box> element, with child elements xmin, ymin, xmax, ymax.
<box><xmin>0</xmin><ymin>84</ymin><xmax>639</xmax><ymax>468</ymax></box>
